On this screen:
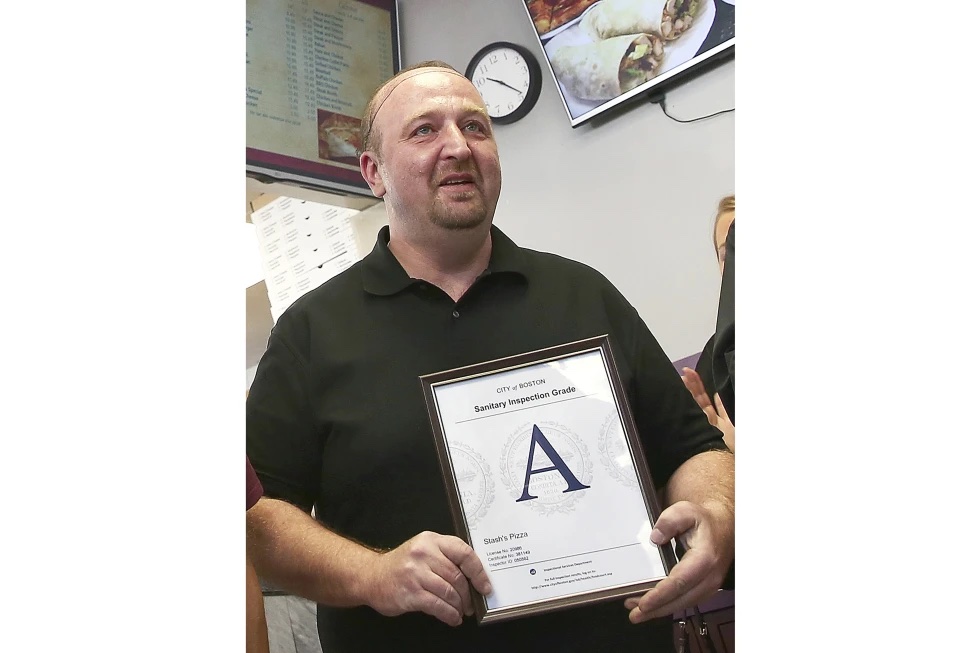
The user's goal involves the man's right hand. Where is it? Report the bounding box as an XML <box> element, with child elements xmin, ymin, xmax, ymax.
<box><xmin>364</xmin><ymin>531</ymin><xmax>493</xmax><ymax>626</ymax></box>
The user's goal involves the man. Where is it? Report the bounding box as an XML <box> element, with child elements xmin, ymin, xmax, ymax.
<box><xmin>246</xmin><ymin>61</ymin><xmax>734</xmax><ymax>652</ymax></box>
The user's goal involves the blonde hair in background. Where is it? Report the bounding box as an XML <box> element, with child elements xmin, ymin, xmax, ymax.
<box><xmin>717</xmin><ymin>195</ymin><xmax>735</xmax><ymax>216</ymax></box>
<box><xmin>712</xmin><ymin>194</ymin><xmax>735</xmax><ymax>260</ymax></box>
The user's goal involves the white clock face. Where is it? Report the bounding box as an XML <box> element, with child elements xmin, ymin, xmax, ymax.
<box><xmin>469</xmin><ymin>48</ymin><xmax>532</xmax><ymax>119</ymax></box>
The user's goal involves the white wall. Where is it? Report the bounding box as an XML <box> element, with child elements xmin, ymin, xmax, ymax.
<box><xmin>398</xmin><ymin>0</ymin><xmax>733</xmax><ymax>360</ymax></box>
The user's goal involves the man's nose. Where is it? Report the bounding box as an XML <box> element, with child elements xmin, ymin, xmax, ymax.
<box><xmin>440</xmin><ymin>124</ymin><xmax>472</xmax><ymax>159</ymax></box>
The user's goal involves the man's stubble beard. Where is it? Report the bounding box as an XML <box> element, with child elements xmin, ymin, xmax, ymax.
<box><xmin>377</xmin><ymin>158</ymin><xmax>497</xmax><ymax>233</ymax></box>
<box><xmin>428</xmin><ymin>198</ymin><xmax>490</xmax><ymax>231</ymax></box>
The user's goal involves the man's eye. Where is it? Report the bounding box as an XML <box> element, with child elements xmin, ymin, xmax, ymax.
<box><xmin>413</xmin><ymin>125</ymin><xmax>433</xmax><ymax>136</ymax></box>
<box><xmin>464</xmin><ymin>122</ymin><xmax>486</xmax><ymax>133</ymax></box>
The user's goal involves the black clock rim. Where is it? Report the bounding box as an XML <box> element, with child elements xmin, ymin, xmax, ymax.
<box><xmin>464</xmin><ymin>41</ymin><xmax>542</xmax><ymax>125</ymax></box>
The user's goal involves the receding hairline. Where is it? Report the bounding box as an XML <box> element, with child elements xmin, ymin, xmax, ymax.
<box><xmin>401</xmin><ymin>101</ymin><xmax>490</xmax><ymax>128</ymax></box>
<box><xmin>359</xmin><ymin>61</ymin><xmax>468</xmax><ymax>156</ymax></box>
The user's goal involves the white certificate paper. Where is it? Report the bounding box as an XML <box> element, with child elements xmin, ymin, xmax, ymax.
<box><xmin>421</xmin><ymin>337</ymin><xmax>674</xmax><ymax>624</ymax></box>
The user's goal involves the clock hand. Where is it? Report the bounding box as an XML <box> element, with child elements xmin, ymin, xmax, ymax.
<box><xmin>486</xmin><ymin>77</ymin><xmax>523</xmax><ymax>94</ymax></box>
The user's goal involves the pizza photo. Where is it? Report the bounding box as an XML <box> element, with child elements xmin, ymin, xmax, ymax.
<box><xmin>317</xmin><ymin>110</ymin><xmax>362</xmax><ymax>162</ymax></box>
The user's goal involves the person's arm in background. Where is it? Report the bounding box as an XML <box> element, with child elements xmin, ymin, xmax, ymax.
<box><xmin>712</xmin><ymin>221</ymin><xmax>735</xmax><ymax>422</ymax></box>
<box><xmin>681</xmin><ymin>367</ymin><xmax>734</xmax><ymax>452</ymax></box>
<box><xmin>246</xmin><ymin>553</ymin><xmax>270</xmax><ymax>653</ymax></box>
<box><xmin>246</xmin><ymin>458</ymin><xmax>270</xmax><ymax>653</ymax></box>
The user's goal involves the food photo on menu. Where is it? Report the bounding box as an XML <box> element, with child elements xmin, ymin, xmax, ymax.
<box><xmin>524</xmin><ymin>0</ymin><xmax>735</xmax><ymax>122</ymax></box>
<box><xmin>317</xmin><ymin>110</ymin><xmax>363</xmax><ymax>164</ymax></box>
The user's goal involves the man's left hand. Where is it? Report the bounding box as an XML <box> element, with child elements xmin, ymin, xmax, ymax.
<box><xmin>624</xmin><ymin>500</ymin><xmax>733</xmax><ymax>623</ymax></box>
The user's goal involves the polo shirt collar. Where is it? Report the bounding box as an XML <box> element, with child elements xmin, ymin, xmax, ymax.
<box><xmin>361</xmin><ymin>224</ymin><xmax>528</xmax><ymax>296</ymax></box>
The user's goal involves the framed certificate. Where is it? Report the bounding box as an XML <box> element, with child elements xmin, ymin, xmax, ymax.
<box><xmin>420</xmin><ymin>335</ymin><xmax>677</xmax><ymax>624</ymax></box>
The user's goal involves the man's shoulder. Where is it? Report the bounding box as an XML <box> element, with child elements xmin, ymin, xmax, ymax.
<box><xmin>514</xmin><ymin>245</ymin><xmax>641</xmax><ymax>327</ymax></box>
<box><xmin>285</xmin><ymin>259</ymin><xmax>366</xmax><ymax>315</ymax></box>
<box><xmin>517</xmin><ymin>245</ymin><xmax>624</xmax><ymax>297</ymax></box>
<box><xmin>269</xmin><ymin>259</ymin><xmax>366</xmax><ymax>345</ymax></box>
<box><xmin>519</xmin><ymin>245</ymin><xmax>611</xmax><ymax>282</ymax></box>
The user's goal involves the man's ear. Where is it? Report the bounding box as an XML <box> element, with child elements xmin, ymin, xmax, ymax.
<box><xmin>359</xmin><ymin>151</ymin><xmax>386</xmax><ymax>198</ymax></box>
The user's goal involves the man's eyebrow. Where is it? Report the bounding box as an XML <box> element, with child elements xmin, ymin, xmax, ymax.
<box><xmin>403</xmin><ymin>106</ymin><xmax>490</xmax><ymax>125</ymax></box>
<box><xmin>460</xmin><ymin>105</ymin><xmax>491</xmax><ymax>120</ymax></box>
<box><xmin>402</xmin><ymin>109</ymin><xmax>436</xmax><ymax>125</ymax></box>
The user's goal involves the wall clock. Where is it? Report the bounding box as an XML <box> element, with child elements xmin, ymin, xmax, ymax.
<box><xmin>464</xmin><ymin>41</ymin><xmax>542</xmax><ymax>124</ymax></box>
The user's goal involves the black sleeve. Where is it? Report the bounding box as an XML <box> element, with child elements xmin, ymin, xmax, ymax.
<box><xmin>246</xmin><ymin>321</ymin><xmax>321</xmax><ymax>513</ymax></box>
<box><xmin>712</xmin><ymin>221</ymin><xmax>735</xmax><ymax>424</ymax></box>
<box><xmin>693</xmin><ymin>334</ymin><xmax>717</xmax><ymax>401</ymax></box>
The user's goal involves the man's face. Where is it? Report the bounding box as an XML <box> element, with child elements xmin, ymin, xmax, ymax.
<box><xmin>714</xmin><ymin>210</ymin><xmax>735</xmax><ymax>275</ymax></box>
<box><xmin>359</xmin><ymin>69</ymin><xmax>502</xmax><ymax>234</ymax></box>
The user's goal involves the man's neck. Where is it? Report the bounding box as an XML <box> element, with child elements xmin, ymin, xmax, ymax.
<box><xmin>387</xmin><ymin>226</ymin><xmax>492</xmax><ymax>302</ymax></box>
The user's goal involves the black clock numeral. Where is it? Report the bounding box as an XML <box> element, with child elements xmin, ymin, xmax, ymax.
<box><xmin>489</xmin><ymin>54</ymin><xmax>499</xmax><ymax>64</ymax></box>
<box><xmin>479</xmin><ymin>64</ymin><xmax>488</xmax><ymax>75</ymax></box>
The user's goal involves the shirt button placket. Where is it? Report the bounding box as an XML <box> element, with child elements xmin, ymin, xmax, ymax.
<box><xmin>452</xmin><ymin>309</ymin><xmax>460</xmax><ymax>319</ymax></box>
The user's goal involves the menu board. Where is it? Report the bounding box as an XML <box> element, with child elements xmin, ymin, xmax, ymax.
<box><xmin>246</xmin><ymin>0</ymin><xmax>400</xmax><ymax>195</ymax></box>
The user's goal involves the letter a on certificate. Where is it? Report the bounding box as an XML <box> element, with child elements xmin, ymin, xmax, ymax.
<box><xmin>516</xmin><ymin>424</ymin><xmax>590</xmax><ymax>502</ymax></box>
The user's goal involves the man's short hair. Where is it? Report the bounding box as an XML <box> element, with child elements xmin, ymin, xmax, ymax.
<box><xmin>358</xmin><ymin>60</ymin><xmax>461</xmax><ymax>158</ymax></box>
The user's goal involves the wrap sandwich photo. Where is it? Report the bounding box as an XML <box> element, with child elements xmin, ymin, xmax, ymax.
<box><xmin>582</xmin><ymin>0</ymin><xmax>702</xmax><ymax>42</ymax></box>
<box><xmin>552</xmin><ymin>32</ymin><xmax>665</xmax><ymax>101</ymax></box>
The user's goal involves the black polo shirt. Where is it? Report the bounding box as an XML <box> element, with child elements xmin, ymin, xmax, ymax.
<box><xmin>247</xmin><ymin>225</ymin><xmax>725</xmax><ymax>653</ymax></box>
